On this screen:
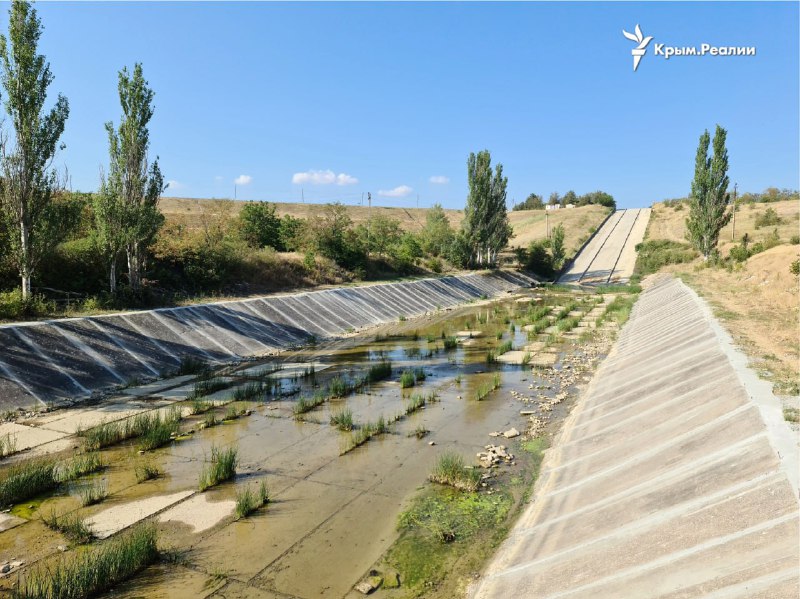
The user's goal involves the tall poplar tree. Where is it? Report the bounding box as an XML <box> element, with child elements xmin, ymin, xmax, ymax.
<box><xmin>102</xmin><ymin>63</ymin><xmax>164</xmax><ymax>293</ymax></box>
<box><xmin>686</xmin><ymin>125</ymin><xmax>731</xmax><ymax>259</ymax></box>
<box><xmin>463</xmin><ymin>150</ymin><xmax>511</xmax><ymax>267</ymax></box>
<box><xmin>0</xmin><ymin>0</ymin><xmax>69</xmax><ymax>299</ymax></box>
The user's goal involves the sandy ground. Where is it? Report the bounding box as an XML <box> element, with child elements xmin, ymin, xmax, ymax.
<box><xmin>158</xmin><ymin>493</ymin><xmax>236</xmax><ymax>534</ymax></box>
<box><xmin>87</xmin><ymin>490</ymin><xmax>195</xmax><ymax>539</ymax></box>
<box><xmin>665</xmin><ymin>245</ymin><xmax>799</xmax><ymax>400</ymax></box>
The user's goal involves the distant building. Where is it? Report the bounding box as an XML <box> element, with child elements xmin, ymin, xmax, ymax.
<box><xmin>565</xmin><ymin>203</ymin><xmax>575</xmax><ymax>209</ymax></box>
<box><xmin>545</xmin><ymin>204</ymin><xmax>561</xmax><ymax>211</ymax></box>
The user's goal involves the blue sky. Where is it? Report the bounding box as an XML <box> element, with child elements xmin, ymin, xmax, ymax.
<box><xmin>9</xmin><ymin>1</ymin><xmax>799</xmax><ymax>209</ymax></box>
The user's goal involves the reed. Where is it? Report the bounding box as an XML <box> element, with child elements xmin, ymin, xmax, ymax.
<box><xmin>428</xmin><ymin>452</ymin><xmax>480</xmax><ymax>492</ymax></box>
<box><xmin>199</xmin><ymin>445</ymin><xmax>238</xmax><ymax>491</ymax></box>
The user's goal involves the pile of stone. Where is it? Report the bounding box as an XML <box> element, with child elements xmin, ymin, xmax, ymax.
<box><xmin>477</xmin><ymin>443</ymin><xmax>515</xmax><ymax>468</ymax></box>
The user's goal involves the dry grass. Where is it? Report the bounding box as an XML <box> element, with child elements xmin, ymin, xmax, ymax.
<box><xmin>647</xmin><ymin>199</ymin><xmax>799</xmax><ymax>255</ymax></box>
<box><xmin>506</xmin><ymin>205</ymin><xmax>610</xmax><ymax>253</ymax></box>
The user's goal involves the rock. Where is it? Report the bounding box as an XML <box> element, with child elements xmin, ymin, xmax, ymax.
<box><xmin>384</xmin><ymin>571</ymin><xmax>401</xmax><ymax>588</ymax></box>
<box><xmin>503</xmin><ymin>428</ymin><xmax>520</xmax><ymax>439</ymax></box>
<box><xmin>355</xmin><ymin>574</ymin><xmax>383</xmax><ymax>594</ymax></box>
<box><xmin>428</xmin><ymin>441</ymin><xmax>436</xmax><ymax>446</ymax></box>
<box><xmin>520</xmin><ymin>410</ymin><xmax>535</xmax><ymax>415</ymax></box>
<box><xmin>488</xmin><ymin>431</ymin><xmax>502</xmax><ymax>437</ymax></box>
<box><xmin>1</xmin><ymin>564</ymin><xmax>10</xmax><ymax>574</ymax></box>
<box><xmin>57</xmin><ymin>545</ymin><xmax>67</xmax><ymax>552</ymax></box>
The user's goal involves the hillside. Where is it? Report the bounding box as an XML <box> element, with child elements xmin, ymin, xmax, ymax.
<box><xmin>160</xmin><ymin>196</ymin><xmax>610</xmax><ymax>254</ymax></box>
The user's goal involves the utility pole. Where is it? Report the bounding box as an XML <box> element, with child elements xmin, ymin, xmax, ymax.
<box><xmin>545</xmin><ymin>211</ymin><xmax>549</xmax><ymax>239</ymax></box>
<box><xmin>301</xmin><ymin>188</ymin><xmax>305</xmax><ymax>203</ymax></box>
<box><xmin>416</xmin><ymin>194</ymin><xmax>419</xmax><ymax>209</ymax></box>
<box><xmin>234</xmin><ymin>184</ymin><xmax>237</xmax><ymax>200</ymax></box>
<box><xmin>731</xmin><ymin>183</ymin><xmax>738</xmax><ymax>241</ymax></box>
<box><xmin>367</xmin><ymin>192</ymin><xmax>372</xmax><ymax>256</ymax></box>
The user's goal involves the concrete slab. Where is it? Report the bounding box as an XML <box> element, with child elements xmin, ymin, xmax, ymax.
<box><xmin>0</xmin><ymin>422</ymin><xmax>67</xmax><ymax>451</ymax></box>
<box><xmin>472</xmin><ymin>276</ymin><xmax>800</xmax><ymax>598</ymax></box>
<box><xmin>158</xmin><ymin>492</ymin><xmax>235</xmax><ymax>533</ymax></box>
<box><xmin>496</xmin><ymin>351</ymin><xmax>530</xmax><ymax>365</ymax></box>
<box><xmin>87</xmin><ymin>490</ymin><xmax>195</xmax><ymax>539</ymax></box>
<box><xmin>117</xmin><ymin>375</ymin><xmax>196</xmax><ymax>397</ymax></box>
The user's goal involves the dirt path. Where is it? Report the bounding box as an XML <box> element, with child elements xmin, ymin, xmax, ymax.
<box><xmin>471</xmin><ymin>274</ymin><xmax>799</xmax><ymax>598</ymax></box>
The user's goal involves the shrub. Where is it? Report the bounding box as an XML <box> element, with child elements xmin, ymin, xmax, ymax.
<box><xmin>199</xmin><ymin>445</ymin><xmax>238</xmax><ymax>491</ymax></box>
<box><xmin>524</xmin><ymin>240</ymin><xmax>554</xmax><ymax>279</ymax></box>
<box><xmin>754</xmin><ymin>207</ymin><xmax>782</xmax><ymax>229</ymax></box>
<box><xmin>634</xmin><ymin>239</ymin><xmax>698</xmax><ymax>275</ymax></box>
<box><xmin>791</xmin><ymin>259</ymin><xmax>799</xmax><ymax>277</ymax></box>
<box><xmin>790</xmin><ymin>235</ymin><xmax>800</xmax><ymax>245</ymax></box>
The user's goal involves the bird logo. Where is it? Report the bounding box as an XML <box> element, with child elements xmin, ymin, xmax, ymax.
<box><xmin>623</xmin><ymin>24</ymin><xmax>654</xmax><ymax>72</ymax></box>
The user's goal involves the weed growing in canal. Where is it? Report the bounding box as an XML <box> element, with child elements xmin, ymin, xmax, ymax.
<box><xmin>53</xmin><ymin>452</ymin><xmax>104</xmax><ymax>484</ymax></box>
<box><xmin>293</xmin><ymin>390</ymin><xmax>327</xmax><ymax>417</ymax></box>
<box><xmin>497</xmin><ymin>340</ymin><xmax>513</xmax><ymax>355</ymax></box>
<box><xmin>327</xmin><ymin>376</ymin><xmax>349</xmax><ymax>398</ymax></box>
<box><xmin>398</xmin><ymin>315</ymin><xmax>407</xmax><ymax>322</ymax></box>
<box><xmin>406</xmin><ymin>392</ymin><xmax>440</xmax><ymax>416</ymax></box>
<box><xmin>330</xmin><ymin>409</ymin><xmax>354</xmax><ymax>431</ymax></box>
<box><xmin>199</xmin><ymin>445</ymin><xmax>238</xmax><ymax>491</ymax></box>
<box><xmin>235</xmin><ymin>481</ymin><xmax>269</xmax><ymax>519</ymax></box>
<box><xmin>12</xmin><ymin>523</ymin><xmax>158</xmax><ymax>599</ymax></box>
<box><xmin>477</xmin><ymin>313</ymin><xmax>487</xmax><ymax>324</ymax></box>
<box><xmin>137</xmin><ymin>409</ymin><xmax>181</xmax><ymax>452</ymax></box>
<box><xmin>177</xmin><ymin>356</ymin><xmax>209</xmax><ymax>376</ymax></box>
<box><xmin>411</xmin><ymin>425</ymin><xmax>430</xmax><ymax>439</ymax></box>
<box><xmin>41</xmin><ymin>509</ymin><xmax>93</xmax><ymax>544</ymax></box>
<box><xmin>79</xmin><ymin>480</ymin><xmax>108</xmax><ymax>507</ymax></box>
<box><xmin>475</xmin><ymin>375</ymin><xmax>501</xmax><ymax>401</ymax></box>
<box><xmin>557</xmin><ymin>316</ymin><xmax>581</xmax><ymax>333</ymax></box>
<box><xmin>399</xmin><ymin>370</ymin><xmax>416</xmax><ymax>388</ymax></box>
<box><xmin>340</xmin><ymin>416</ymin><xmax>392</xmax><ymax>455</ymax></box>
<box><xmin>485</xmin><ymin>351</ymin><xmax>496</xmax><ymax>364</ymax></box>
<box><xmin>521</xmin><ymin>352</ymin><xmax>532</xmax><ymax>366</ymax></box>
<box><xmin>442</xmin><ymin>336</ymin><xmax>458</xmax><ymax>351</ymax></box>
<box><xmin>367</xmin><ymin>360</ymin><xmax>393</xmax><ymax>383</ymax></box>
<box><xmin>454</xmin><ymin>374</ymin><xmax>462</xmax><ymax>385</ymax></box>
<box><xmin>526</xmin><ymin>305</ymin><xmax>550</xmax><ymax>322</ymax></box>
<box><xmin>134</xmin><ymin>459</ymin><xmax>161</xmax><ymax>483</ymax></box>
<box><xmin>0</xmin><ymin>433</ymin><xmax>18</xmax><ymax>460</ymax></box>
<box><xmin>495</xmin><ymin>331</ymin><xmax>503</xmax><ymax>340</ymax></box>
<box><xmin>428</xmin><ymin>452</ymin><xmax>481</xmax><ymax>492</ymax></box>
<box><xmin>233</xmin><ymin>381</ymin><xmax>267</xmax><ymax>401</ymax></box>
<box><xmin>190</xmin><ymin>376</ymin><xmax>229</xmax><ymax>400</ymax></box>
<box><xmin>190</xmin><ymin>398</ymin><xmax>213</xmax><ymax>415</ymax></box>
<box><xmin>414</xmin><ymin>368</ymin><xmax>426</xmax><ymax>382</ymax></box>
<box><xmin>599</xmin><ymin>294</ymin><xmax>638</xmax><ymax>326</ymax></box>
<box><xmin>203</xmin><ymin>411</ymin><xmax>219</xmax><ymax>428</ymax></box>
<box><xmin>555</xmin><ymin>301</ymin><xmax>578</xmax><ymax>320</ymax></box>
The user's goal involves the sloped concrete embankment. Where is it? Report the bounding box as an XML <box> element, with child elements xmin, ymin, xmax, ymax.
<box><xmin>472</xmin><ymin>275</ymin><xmax>800</xmax><ymax>599</ymax></box>
<box><xmin>0</xmin><ymin>271</ymin><xmax>534</xmax><ymax>408</ymax></box>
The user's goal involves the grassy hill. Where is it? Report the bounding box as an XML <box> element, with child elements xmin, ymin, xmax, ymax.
<box><xmin>160</xmin><ymin>196</ymin><xmax>610</xmax><ymax>256</ymax></box>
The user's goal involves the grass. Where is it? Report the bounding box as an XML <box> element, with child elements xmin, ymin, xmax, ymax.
<box><xmin>137</xmin><ymin>409</ymin><xmax>181</xmax><ymax>452</ymax></box>
<box><xmin>367</xmin><ymin>360</ymin><xmax>393</xmax><ymax>383</ymax></box>
<box><xmin>340</xmin><ymin>416</ymin><xmax>391</xmax><ymax>455</ymax></box>
<box><xmin>599</xmin><ymin>294</ymin><xmax>638</xmax><ymax>327</ymax></box>
<box><xmin>79</xmin><ymin>480</ymin><xmax>108</xmax><ymax>507</ymax></box>
<box><xmin>442</xmin><ymin>336</ymin><xmax>458</xmax><ymax>351</ymax></box>
<box><xmin>497</xmin><ymin>340</ymin><xmax>513</xmax><ymax>355</ymax></box>
<box><xmin>232</xmin><ymin>380</ymin><xmax>268</xmax><ymax>401</ymax></box>
<box><xmin>411</xmin><ymin>425</ymin><xmax>430</xmax><ymax>439</ymax></box>
<box><xmin>234</xmin><ymin>481</ymin><xmax>269</xmax><ymax>519</ymax></box>
<box><xmin>428</xmin><ymin>452</ymin><xmax>481</xmax><ymax>492</ymax></box>
<box><xmin>134</xmin><ymin>459</ymin><xmax>161</xmax><ymax>483</ymax></box>
<box><xmin>414</xmin><ymin>368</ymin><xmax>426</xmax><ymax>382</ymax></box>
<box><xmin>177</xmin><ymin>356</ymin><xmax>209</xmax><ymax>376</ymax></box>
<box><xmin>405</xmin><ymin>392</ymin><xmax>440</xmax><ymax>415</ymax></box>
<box><xmin>54</xmin><ymin>452</ymin><xmax>104</xmax><ymax>483</ymax></box>
<box><xmin>199</xmin><ymin>445</ymin><xmax>238</xmax><ymax>491</ymax></box>
<box><xmin>12</xmin><ymin>523</ymin><xmax>158</xmax><ymax>599</ymax></box>
<box><xmin>557</xmin><ymin>316</ymin><xmax>581</xmax><ymax>333</ymax></box>
<box><xmin>189</xmin><ymin>376</ymin><xmax>229</xmax><ymax>400</ymax></box>
<box><xmin>41</xmin><ymin>509</ymin><xmax>93</xmax><ymax>545</ymax></box>
<box><xmin>399</xmin><ymin>369</ymin><xmax>416</xmax><ymax>389</ymax></box>
<box><xmin>0</xmin><ymin>433</ymin><xmax>18</xmax><ymax>460</ymax></box>
<box><xmin>0</xmin><ymin>459</ymin><xmax>57</xmax><ymax>507</ymax></box>
<box><xmin>327</xmin><ymin>376</ymin><xmax>349</xmax><ymax>398</ymax></box>
<box><xmin>189</xmin><ymin>398</ymin><xmax>213</xmax><ymax>415</ymax></box>
<box><xmin>203</xmin><ymin>411</ymin><xmax>220</xmax><ymax>428</ymax></box>
<box><xmin>485</xmin><ymin>351</ymin><xmax>496</xmax><ymax>364</ymax></box>
<box><xmin>475</xmin><ymin>374</ymin><xmax>502</xmax><ymax>401</ymax></box>
<box><xmin>80</xmin><ymin>409</ymin><xmax>183</xmax><ymax>451</ymax></box>
<box><xmin>293</xmin><ymin>390</ymin><xmax>327</xmax><ymax>417</ymax></box>
<box><xmin>330</xmin><ymin>408</ymin><xmax>354</xmax><ymax>431</ymax></box>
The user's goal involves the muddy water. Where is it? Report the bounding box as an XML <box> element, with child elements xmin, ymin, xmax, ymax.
<box><xmin>0</xmin><ymin>290</ymin><xmax>608</xmax><ymax>599</ymax></box>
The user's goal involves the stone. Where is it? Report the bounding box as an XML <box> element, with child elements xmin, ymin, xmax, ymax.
<box><xmin>503</xmin><ymin>428</ymin><xmax>520</xmax><ymax>439</ymax></box>
<box><xmin>428</xmin><ymin>441</ymin><xmax>436</xmax><ymax>446</ymax></box>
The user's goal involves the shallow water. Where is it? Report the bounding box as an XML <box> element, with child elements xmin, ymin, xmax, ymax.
<box><xmin>0</xmin><ymin>290</ymin><xmax>610</xmax><ymax>598</ymax></box>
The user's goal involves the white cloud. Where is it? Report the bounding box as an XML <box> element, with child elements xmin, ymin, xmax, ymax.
<box><xmin>234</xmin><ymin>175</ymin><xmax>253</xmax><ymax>185</ymax></box>
<box><xmin>292</xmin><ymin>169</ymin><xmax>359</xmax><ymax>186</ymax></box>
<box><xmin>429</xmin><ymin>175</ymin><xmax>450</xmax><ymax>184</ymax></box>
<box><xmin>165</xmin><ymin>180</ymin><xmax>185</xmax><ymax>191</ymax></box>
<box><xmin>378</xmin><ymin>185</ymin><xmax>413</xmax><ymax>198</ymax></box>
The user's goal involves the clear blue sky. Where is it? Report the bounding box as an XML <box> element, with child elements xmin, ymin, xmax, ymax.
<box><xmin>10</xmin><ymin>1</ymin><xmax>800</xmax><ymax>209</ymax></box>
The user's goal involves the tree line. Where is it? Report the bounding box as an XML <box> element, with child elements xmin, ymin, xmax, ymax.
<box><xmin>513</xmin><ymin>190</ymin><xmax>616</xmax><ymax>211</ymax></box>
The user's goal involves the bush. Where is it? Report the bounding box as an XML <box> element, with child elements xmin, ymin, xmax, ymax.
<box><xmin>791</xmin><ymin>259</ymin><xmax>799</xmax><ymax>277</ymax></box>
<box><xmin>0</xmin><ymin>289</ymin><xmax>54</xmax><ymax>320</ymax></box>
<box><xmin>634</xmin><ymin>239</ymin><xmax>698</xmax><ymax>275</ymax></box>
<box><xmin>524</xmin><ymin>240</ymin><xmax>554</xmax><ymax>278</ymax></box>
<box><xmin>754</xmin><ymin>207</ymin><xmax>783</xmax><ymax>229</ymax></box>
<box><xmin>790</xmin><ymin>235</ymin><xmax>800</xmax><ymax>245</ymax></box>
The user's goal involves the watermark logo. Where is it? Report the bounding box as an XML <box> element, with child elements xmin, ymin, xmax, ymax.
<box><xmin>622</xmin><ymin>24</ymin><xmax>653</xmax><ymax>72</ymax></box>
<box><xmin>623</xmin><ymin>24</ymin><xmax>756</xmax><ymax>72</ymax></box>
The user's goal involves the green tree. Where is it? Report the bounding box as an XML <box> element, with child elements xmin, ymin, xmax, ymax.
<box><xmin>0</xmin><ymin>0</ymin><xmax>70</xmax><ymax>299</ymax></box>
<box><xmin>420</xmin><ymin>203</ymin><xmax>454</xmax><ymax>255</ymax></box>
<box><xmin>463</xmin><ymin>150</ymin><xmax>511</xmax><ymax>266</ymax></box>
<box><xmin>278</xmin><ymin>214</ymin><xmax>304</xmax><ymax>251</ymax></box>
<box><xmin>360</xmin><ymin>214</ymin><xmax>401</xmax><ymax>258</ymax></box>
<box><xmin>562</xmin><ymin>190</ymin><xmax>577</xmax><ymax>206</ymax></box>
<box><xmin>93</xmin><ymin>171</ymin><xmax>129</xmax><ymax>293</ymax></box>
<box><xmin>306</xmin><ymin>202</ymin><xmax>365</xmax><ymax>268</ymax></box>
<box><xmin>512</xmin><ymin>193</ymin><xmax>544</xmax><ymax>211</ymax></box>
<box><xmin>104</xmin><ymin>63</ymin><xmax>165</xmax><ymax>292</ymax></box>
<box><xmin>686</xmin><ymin>125</ymin><xmax>731</xmax><ymax>259</ymax></box>
<box><xmin>239</xmin><ymin>201</ymin><xmax>281</xmax><ymax>249</ymax></box>
<box><xmin>551</xmin><ymin>224</ymin><xmax>565</xmax><ymax>269</ymax></box>
<box><xmin>547</xmin><ymin>192</ymin><xmax>560</xmax><ymax>206</ymax></box>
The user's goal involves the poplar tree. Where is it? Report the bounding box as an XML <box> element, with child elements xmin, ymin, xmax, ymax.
<box><xmin>0</xmin><ymin>0</ymin><xmax>69</xmax><ymax>299</ymax></box>
<box><xmin>551</xmin><ymin>224</ymin><xmax>565</xmax><ymax>268</ymax></box>
<box><xmin>102</xmin><ymin>63</ymin><xmax>164</xmax><ymax>293</ymax></box>
<box><xmin>463</xmin><ymin>150</ymin><xmax>511</xmax><ymax>267</ymax></box>
<box><xmin>686</xmin><ymin>125</ymin><xmax>731</xmax><ymax>259</ymax></box>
